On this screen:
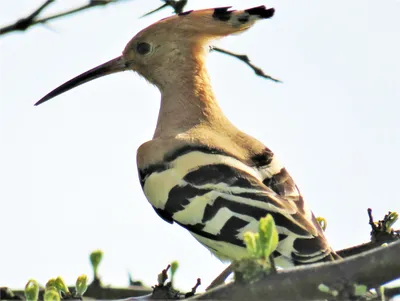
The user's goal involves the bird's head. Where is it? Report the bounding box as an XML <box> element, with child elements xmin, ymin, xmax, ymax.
<box><xmin>35</xmin><ymin>6</ymin><xmax>274</xmax><ymax>105</ymax></box>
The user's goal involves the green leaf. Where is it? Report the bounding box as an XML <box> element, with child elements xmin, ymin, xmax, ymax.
<box><xmin>384</xmin><ymin>212</ymin><xmax>398</xmax><ymax>232</ymax></box>
<box><xmin>24</xmin><ymin>279</ymin><xmax>39</xmax><ymax>301</ymax></box>
<box><xmin>258</xmin><ymin>214</ymin><xmax>279</xmax><ymax>259</ymax></box>
<box><xmin>253</xmin><ymin>233</ymin><xmax>262</xmax><ymax>258</ymax></box>
<box><xmin>75</xmin><ymin>274</ymin><xmax>88</xmax><ymax>297</ymax></box>
<box><xmin>353</xmin><ymin>284</ymin><xmax>367</xmax><ymax>296</ymax></box>
<box><xmin>55</xmin><ymin>276</ymin><xmax>70</xmax><ymax>294</ymax></box>
<box><xmin>243</xmin><ymin>232</ymin><xmax>257</xmax><ymax>257</ymax></box>
<box><xmin>318</xmin><ymin>284</ymin><xmax>338</xmax><ymax>297</ymax></box>
<box><xmin>45</xmin><ymin>279</ymin><xmax>57</xmax><ymax>290</ymax></box>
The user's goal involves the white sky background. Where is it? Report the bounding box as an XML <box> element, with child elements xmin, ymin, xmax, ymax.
<box><xmin>1</xmin><ymin>0</ymin><xmax>399</xmax><ymax>292</ymax></box>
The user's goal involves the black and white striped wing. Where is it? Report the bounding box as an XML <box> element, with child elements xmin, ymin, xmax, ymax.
<box><xmin>139</xmin><ymin>146</ymin><xmax>333</xmax><ymax>266</ymax></box>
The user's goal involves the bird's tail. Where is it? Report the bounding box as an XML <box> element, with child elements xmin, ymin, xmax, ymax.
<box><xmin>294</xmin><ymin>248</ymin><xmax>341</xmax><ymax>266</ymax></box>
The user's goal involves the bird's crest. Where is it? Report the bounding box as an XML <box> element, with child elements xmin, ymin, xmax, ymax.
<box><xmin>134</xmin><ymin>6</ymin><xmax>275</xmax><ymax>43</ymax></box>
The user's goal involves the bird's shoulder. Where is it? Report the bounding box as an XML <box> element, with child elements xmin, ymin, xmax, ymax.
<box><xmin>136</xmin><ymin>127</ymin><xmax>271</xmax><ymax>169</ymax></box>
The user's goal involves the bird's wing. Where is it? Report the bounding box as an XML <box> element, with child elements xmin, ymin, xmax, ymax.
<box><xmin>138</xmin><ymin>145</ymin><xmax>333</xmax><ymax>265</ymax></box>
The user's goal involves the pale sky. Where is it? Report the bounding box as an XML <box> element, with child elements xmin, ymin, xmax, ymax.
<box><xmin>1</xmin><ymin>0</ymin><xmax>399</xmax><ymax>293</ymax></box>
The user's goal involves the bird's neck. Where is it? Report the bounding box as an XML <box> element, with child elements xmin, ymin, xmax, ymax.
<box><xmin>153</xmin><ymin>53</ymin><xmax>228</xmax><ymax>139</ymax></box>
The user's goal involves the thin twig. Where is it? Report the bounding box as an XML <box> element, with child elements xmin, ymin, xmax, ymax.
<box><xmin>185</xmin><ymin>278</ymin><xmax>201</xmax><ymax>298</ymax></box>
<box><xmin>368</xmin><ymin>208</ymin><xmax>378</xmax><ymax>231</ymax></box>
<box><xmin>269</xmin><ymin>255</ymin><xmax>278</xmax><ymax>274</ymax></box>
<box><xmin>25</xmin><ymin>0</ymin><xmax>55</xmax><ymax>22</ymax></box>
<box><xmin>212</xmin><ymin>46</ymin><xmax>282</xmax><ymax>82</ymax></box>
<box><xmin>141</xmin><ymin>0</ymin><xmax>188</xmax><ymax>18</ymax></box>
<box><xmin>0</xmin><ymin>0</ymin><xmax>127</xmax><ymax>36</ymax></box>
<box><xmin>0</xmin><ymin>0</ymin><xmax>55</xmax><ymax>35</ymax></box>
<box><xmin>206</xmin><ymin>264</ymin><xmax>233</xmax><ymax>290</ymax></box>
<box><xmin>141</xmin><ymin>3</ymin><xmax>169</xmax><ymax>18</ymax></box>
<box><xmin>157</xmin><ymin>264</ymin><xmax>170</xmax><ymax>286</ymax></box>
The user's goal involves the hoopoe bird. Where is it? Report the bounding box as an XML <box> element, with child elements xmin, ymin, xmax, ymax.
<box><xmin>36</xmin><ymin>6</ymin><xmax>338</xmax><ymax>267</ymax></box>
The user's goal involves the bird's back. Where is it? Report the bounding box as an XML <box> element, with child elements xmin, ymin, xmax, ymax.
<box><xmin>137</xmin><ymin>125</ymin><xmax>338</xmax><ymax>266</ymax></box>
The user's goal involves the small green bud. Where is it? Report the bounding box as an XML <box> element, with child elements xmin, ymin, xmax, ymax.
<box><xmin>75</xmin><ymin>274</ymin><xmax>88</xmax><ymax>296</ymax></box>
<box><xmin>318</xmin><ymin>283</ymin><xmax>330</xmax><ymax>293</ymax></box>
<box><xmin>90</xmin><ymin>249</ymin><xmax>103</xmax><ymax>276</ymax></box>
<box><xmin>316</xmin><ymin>217</ymin><xmax>327</xmax><ymax>231</ymax></box>
<box><xmin>353</xmin><ymin>284</ymin><xmax>367</xmax><ymax>296</ymax></box>
<box><xmin>243</xmin><ymin>232</ymin><xmax>257</xmax><ymax>256</ymax></box>
<box><xmin>384</xmin><ymin>212</ymin><xmax>398</xmax><ymax>232</ymax></box>
<box><xmin>318</xmin><ymin>284</ymin><xmax>338</xmax><ymax>296</ymax></box>
<box><xmin>45</xmin><ymin>279</ymin><xmax>57</xmax><ymax>290</ymax></box>
<box><xmin>258</xmin><ymin>214</ymin><xmax>279</xmax><ymax>260</ymax></box>
<box><xmin>55</xmin><ymin>276</ymin><xmax>70</xmax><ymax>294</ymax></box>
<box><xmin>24</xmin><ymin>279</ymin><xmax>39</xmax><ymax>301</ymax></box>
<box><xmin>44</xmin><ymin>287</ymin><xmax>60</xmax><ymax>301</ymax></box>
<box><xmin>170</xmin><ymin>261</ymin><xmax>179</xmax><ymax>278</ymax></box>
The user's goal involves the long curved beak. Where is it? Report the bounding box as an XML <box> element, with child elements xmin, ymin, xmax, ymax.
<box><xmin>35</xmin><ymin>56</ymin><xmax>128</xmax><ymax>106</ymax></box>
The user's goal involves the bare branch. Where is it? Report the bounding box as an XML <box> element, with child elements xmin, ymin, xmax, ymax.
<box><xmin>211</xmin><ymin>46</ymin><xmax>282</xmax><ymax>82</ymax></box>
<box><xmin>0</xmin><ymin>0</ymin><xmax>129</xmax><ymax>36</ymax></box>
<box><xmin>192</xmin><ymin>240</ymin><xmax>400</xmax><ymax>301</ymax></box>
<box><xmin>206</xmin><ymin>264</ymin><xmax>233</xmax><ymax>290</ymax></box>
<box><xmin>0</xmin><ymin>0</ymin><xmax>55</xmax><ymax>35</ymax></box>
<box><xmin>141</xmin><ymin>0</ymin><xmax>188</xmax><ymax>18</ymax></box>
<box><xmin>141</xmin><ymin>3</ymin><xmax>169</xmax><ymax>18</ymax></box>
<box><xmin>25</xmin><ymin>0</ymin><xmax>55</xmax><ymax>22</ymax></box>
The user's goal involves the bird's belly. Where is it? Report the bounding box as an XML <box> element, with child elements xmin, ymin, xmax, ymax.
<box><xmin>190</xmin><ymin>232</ymin><xmax>248</xmax><ymax>261</ymax></box>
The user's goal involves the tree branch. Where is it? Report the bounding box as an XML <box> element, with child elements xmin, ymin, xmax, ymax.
<box><xmin>0</xmin><ymin>0</ymin><xmax>130</xmax><ymax>36</ymax></box>
<box><xmin>0</xmin><ymin>0</ymin><xmax>55</xmax><ymax>35</ymax></box>
<box><xmin>192</xmin><ymin>240</ymin><xmax>400</xmax><ymax>301</ymax></box>
<box><xmin>206</xmin><ymin>264</ymin><xmax>233</xmax><ymax>290</ymax></box>
<box><xmin>141</xmin><ymin>0</ymin><xmax>188</xmax><ymax>18</ymax></box>
<box><xmin>211</xmin><ymin>46</ymin><xmax>281</xmax><ymax>82</ymax></box>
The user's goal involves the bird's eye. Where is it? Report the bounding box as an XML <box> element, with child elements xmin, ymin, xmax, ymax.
<box><xmin>136</xmin><ymin>42</ymin><xmax>151</xmax><ymax>55</ymax></box>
